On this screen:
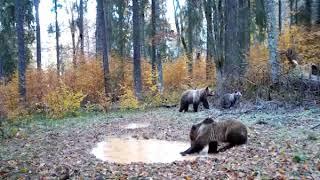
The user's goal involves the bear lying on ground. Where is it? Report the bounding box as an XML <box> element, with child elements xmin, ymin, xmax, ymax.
<box><xmin>181</xmin><ymin>118</ymin><xmax>248</xmax><ymax>156</ymax></box>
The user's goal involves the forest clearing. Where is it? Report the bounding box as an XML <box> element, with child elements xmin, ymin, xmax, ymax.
<box><xmin>1</xmin><ymin>0</ymin><xmax>320</xmax><ymax>179</ymax></box>
<box><xmin>1</xmin><ymin>106</ymin><xmax>320</xmax><ymax>179</ymax></box>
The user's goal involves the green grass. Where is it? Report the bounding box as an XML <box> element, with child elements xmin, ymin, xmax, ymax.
<box><xmin>0</xmin><ymin>109</ymin><xmax>145</xmax><ymax>140</ymax></box>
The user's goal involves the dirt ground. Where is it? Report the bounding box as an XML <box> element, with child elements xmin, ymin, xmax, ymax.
<box><xmin>1</xmin><ymin>104</ymin><xmax>320</xmax><ymax>179</ymax></box>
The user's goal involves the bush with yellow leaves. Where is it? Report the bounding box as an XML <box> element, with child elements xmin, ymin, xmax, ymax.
<box><xmin>119</xmin><ymin>87</ymin><xmax>139</xmax><ymax>110</ymax></box>
<box><xmin>44</xmin><ymin>84</ymin><xmax>85</xmax><ymax>118</ymax></box>
<box><xmin>0</xmin><ymin>73</ymin><xmax>29</xmax><ymax>119</ymax></box>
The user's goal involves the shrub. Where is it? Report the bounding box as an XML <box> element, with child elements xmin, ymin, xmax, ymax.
<box><xmin>64</xmin><ymin>60</ymin><xmax>105</xmax><ymax>104</ymax></box>
<box><xmin>44</xmin><ymin>84</ymin><xmax>85</xmax><ymax>118</ymax></box>
<box><xmin>0</xmin><ymin>73</ymin><xmax>29</xmax><ymax>119</ymax></box>
<box><xmin>119</xmin><ymin>87</ymin><xmax>139</xmax><ymax>110</ymax></box>
<box><xmin>163</xmin><ymin>56</ymin><xmax>189</xmax><ymax>92</ymax></box>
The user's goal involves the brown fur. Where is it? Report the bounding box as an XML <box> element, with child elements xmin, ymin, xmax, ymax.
<box><xmin>220</xmin><ymin>91</ymin><xmax>242</xmax><ymax>109</ymax></box>
<box><xmin>179</xmin><ymin>87</ymin><xmax>214</xmax><ymax>112</ymax></box>
<box><xmin>181</xmin><ymin>118</ymin><xmax>247</xmax><ymax>155</ymax></box>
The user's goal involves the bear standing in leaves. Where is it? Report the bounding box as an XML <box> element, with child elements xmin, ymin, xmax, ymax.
<box><xmin>179</xmin><ymin>87</ymin><xmax>214</xmax><ymax>112</ymax></box>
<box><xmin>180</xmin><ymin>118</ymin><xmax>247</xmax><ymax>156</ymax></box>
<box><xmin>220</xmin><ymin>91</ymin><xmax>242</xmax><ymax>109</ymax></box>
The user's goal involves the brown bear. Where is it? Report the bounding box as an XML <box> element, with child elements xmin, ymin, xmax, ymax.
<box><xmin>179</xmin><ymin>87</ymin><xmax>214</xmax><ymax>112</ymax></box>
<box><xmin>220</xmin><ymin>91</ymin><xmax>242</xmax><ymax>109</ymax></box>
<box><xmin>180</xmin><ymin>118</ymin><xmax>247</xmax><ymax>156</ymax></box>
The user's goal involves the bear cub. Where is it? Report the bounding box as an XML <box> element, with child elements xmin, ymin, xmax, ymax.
<box><xmin>220</xmin><ymin>91</ymin><xmax>242</xmax><ymax>109</ymax></box>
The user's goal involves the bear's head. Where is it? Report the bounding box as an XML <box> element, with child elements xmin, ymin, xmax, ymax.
<box><xmin>203</xmin><ymin>86</ymin><xmax>214</xmax><ymax>97</ymax></box>
<box><xmin>233</xmin><ymin>91</ymin><xmax>242</xmax><ymax>99</ymax></box>
<box><xmin>189</xmin><ymin>118</ymin><xmax>215</xmax><ymax>144</ymax></box>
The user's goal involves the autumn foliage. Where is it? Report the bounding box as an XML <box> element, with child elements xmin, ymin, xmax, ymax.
<box><xmin>0</xmin><ymin>54</ymin><xmax>212</xmax><ymax>119</ymax></box>
<box><xmin>1</xmin><ymin>26</ymin><xmax>319</xmax><ymax>119</ymax></box>
<box><xmin>244</xmin><ymin>26</ymin><xmax>320</xmax><ymax>100</ymax></box>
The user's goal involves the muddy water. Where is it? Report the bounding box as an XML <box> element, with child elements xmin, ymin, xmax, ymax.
<box><xmin>91</xmin><ymin>138</ymin><xmax>206</xmax><ymax>164</ymax></box>
<box><xmin>123</xmin><ymin>123</ymin><xmax>150</xmax><ymax>129</ymax></box>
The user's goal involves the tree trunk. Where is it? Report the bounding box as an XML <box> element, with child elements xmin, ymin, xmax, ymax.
<box><xmin>133</xmin><ymin>0</ymin><xmax>142</xmax><ymax>99</ymax></box>
<box><xmin>214</xmin><ymin>0</ymin><xmax>225</xmax><ymax>95</ymax></box>
<box><xmin>79</xmin><ymin>0</ymin><xmax>84</xmax><ymax>58</ymax></box>
<box><xmin>15</xmin><ymin>0</ymin><xmax>27</xmax><ymax>103</ymax></box>
<box><xmin>212</xmin><ymin>0</ymin><xmax>218</xmax><ymax>58</ymax></box>
<box><xmin>34</xmin><ymin>0</ymin><xmax>41</xmax><ymax>70</ymax></box>
<box><xmin>54</xmin><ymin>0</ymin><xmax>61</xmax><ymax>76</ymax></box>
<box><xmin>97</xmin><ymin>0</ymin><xmax>111</xmax><ymax>97</ymax></box>
<box><xmin>151</xmin><ymin>0</ymin><xmax>157</xmax><ymax>85</ymax></box>
<box><xmin>96</xmin><ymin>1</ymin><xmax>103</xmax><ymax>58</ymax></box>
<box><xmin>71</xmin><ymin>24</ymin><xmax>76</xmax><ymax>67</ymax></box>
<box><xmin>224</xmin><ymin>0</ymin><xmax>240</xmax><ymax>82</ymax></box>
<box><xmin>264</xmin><ymin>0</ymin><xmax>280</xmax><ymax>84</ymax></box>
<box><xmin>0</xmin><ymin>55</ymin><xmax>3</xmax><ymax>82</ymax></box>
<box><xmin>105</xmin><ymin>0</ymin><xmax>112</xmax><ymax>54</ymax></box>
<box><xmin>157</xmin><ymin>52</ymin><xmax>163</xmax><ymax>94</ymax></box>
<box><xmin>141</xmin><ymin>0</ymin><xmax>148</xmax><ymax>58</ymax></box>
<box><xmin>317</xmin><ymin>0</ymin><xmax>320</xmax><ymax>24</ymax></box>
<box><xmin>118</xmin><ymin>1</ymin><xmax>125</xmax><ymax>57</ymax></box>
<box><xmin>203</xmin><ymin>0</ymin><xmax>214</xmax><ymax>80</ymax></box>
<box><xmin>305</xmin><ymin>0</ymin><xmax>312</xmax><ymax>26</ymax></box>
<box><xmin>173</xmin><ymin>0</ymin><xmax>182</xmax><ymax>56</ymax></box>
<box><xmin>289</xmin><ymin>0</ymin><xmax>294</xmax><ymax>26</ymax></box>
<box><xmin>238</xmin><ymin>0</ymin><xmax>250</xmax><ymax>75</ymax></box>
<box><xmin>279</xmin><ymin>0</ymin><xmax>282</xmax><ymax>33</ymax></box>
<box><xmin>69</xmin><ymin>4</ymin><xmax>77</xmax><ymax>68</ymax></box>
<box><xmin>295</xmin><ymin>0</ymin><xmax>298</xmax><ymax>24</ymax></box>
<box><xmin>187</xmin><ymin>0</ymin><xmax>193</xmax><ymax>77</ymax></box>
<box><xmin>117</xmin><ymin>0</ymin><xmax>126</xmax><ymax>82</ymax></box>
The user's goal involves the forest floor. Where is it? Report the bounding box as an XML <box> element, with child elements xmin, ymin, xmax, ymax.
<box><xmin>1</xmin><ymin>103</ymin><xmax>320</xmax><ymax>179</ymax></box>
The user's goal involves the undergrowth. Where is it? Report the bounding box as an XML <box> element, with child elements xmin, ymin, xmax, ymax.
<box><xmin>0</xmin><ymin>26</ymin><xmax>319</xmax><ymax>121</ymax></box>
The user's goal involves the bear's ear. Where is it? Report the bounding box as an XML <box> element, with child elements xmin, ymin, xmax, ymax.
<box><xmin>191</xmin><ymin>125</ymin><xmax>197</xmax><ymax>130</ymax></box>
<box><xmin>203</xmin><ymin>118</ymin><xmax>214</xmax><ymax>124</ymax></box>
<box><xmin>205</xmin><ymin>86</ymin><xmax>209</xmax><ymax>91</ymax></box>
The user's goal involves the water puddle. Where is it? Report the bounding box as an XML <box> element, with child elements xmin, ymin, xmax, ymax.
<box><xmin>91</xmin><ymin>138</ymin><xmax>206</xmax><ymax>164</ymax></box>
<box><xmin>123</xmin><ymin>123</ymin><xmax>150</xmax><ymax>129</ymax></box>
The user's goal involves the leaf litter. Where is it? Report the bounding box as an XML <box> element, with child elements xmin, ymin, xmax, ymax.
<box><xmin>0</xmin><ymin>106</ymin><xmax>320</xmax><ymax>179</ymax></box>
